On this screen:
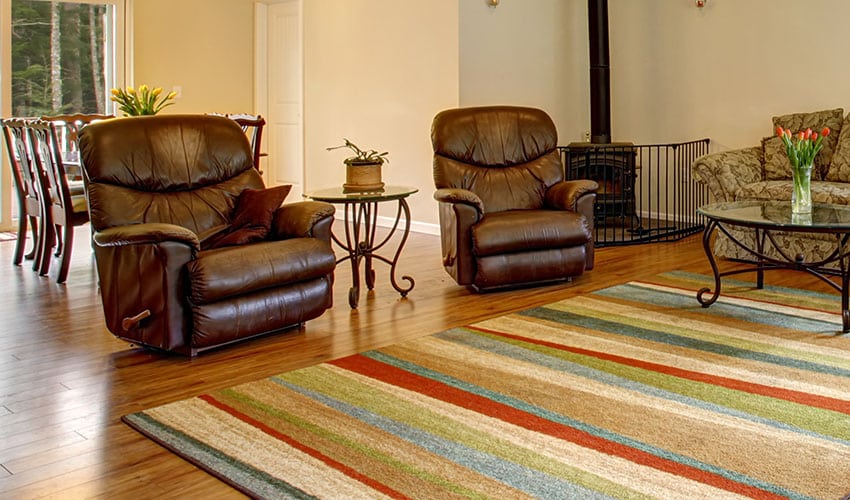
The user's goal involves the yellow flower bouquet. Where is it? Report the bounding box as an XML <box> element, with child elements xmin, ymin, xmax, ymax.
<box><xmin>110</xmin><ymin>84</ymin><xmax>177</xmax><ymax>116</ymax></box>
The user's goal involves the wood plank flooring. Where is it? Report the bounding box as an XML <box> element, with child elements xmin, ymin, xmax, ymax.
<box><xmin>0</xmin><ymin>225</ymin><xmax>834</xmax><ymax>498</ymax></box>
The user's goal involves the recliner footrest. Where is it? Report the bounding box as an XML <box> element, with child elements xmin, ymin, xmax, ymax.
<box><xmin>472</xmin><ymin>210</ymin><xmax>590</xmax><ymax>257</ymax></box>
<box><xmin>187</xmin><ymin>238</ymin><xmax>335</xmax><ymax>304</ymax></box>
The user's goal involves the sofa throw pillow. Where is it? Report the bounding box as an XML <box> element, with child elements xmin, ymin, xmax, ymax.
<box><xmin>762</xmin><ymin>136</ymin><xmax>794</xmax><ymax>181</ymax></box>
<box><xmin>825</xmin><ymin>112</ymin><xmax>850</xmax><ymax>182</ymax></box>
<box><xmin>203</xmin><ymin>185</ymin><xmax>292</xmax><ymax>250</ymax></box>
<box><xmin>770</xmin><ymin>108</ymin><xmax>843</xmax><ymax>180</ymax></box>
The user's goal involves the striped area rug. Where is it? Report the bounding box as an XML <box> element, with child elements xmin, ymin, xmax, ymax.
<box><xmin>124</xmin><ymin>271</ymin><xmax>850</xmax><ymax>499</ymax></box>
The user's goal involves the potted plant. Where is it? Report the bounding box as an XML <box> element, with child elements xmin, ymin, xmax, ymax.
<box><xmin>327</xmin><ymin>138</ymin><xmax>389</xmax><ymax>192</ymax></box>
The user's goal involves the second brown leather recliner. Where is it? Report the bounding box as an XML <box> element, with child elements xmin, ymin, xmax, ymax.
<box><xmin>431</xmin><ymin>106</ymin><xmax>598</xmax><ymax>291</ymax></box>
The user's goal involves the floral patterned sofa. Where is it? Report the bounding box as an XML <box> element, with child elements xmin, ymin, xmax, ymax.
<box><xmin>693</xmin><ymin>108</ymin><xmax>850</xmax><ymax>264</ymax></box>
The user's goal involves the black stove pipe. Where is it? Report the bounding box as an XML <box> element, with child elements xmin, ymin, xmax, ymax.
<box><xmin>588</xmin><ymin>0</ymin><xmax>611</xmax><ymax>144</ymax></box>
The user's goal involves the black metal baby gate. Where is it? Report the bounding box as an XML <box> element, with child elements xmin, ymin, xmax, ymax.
<box><xmin>560</xmin><ymin>138</ymin><xmax>711</xmax><ymax>247</ymax></box>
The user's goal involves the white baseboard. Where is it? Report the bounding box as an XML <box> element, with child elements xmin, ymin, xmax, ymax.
<box><xmin>376</xmin><ymin>215</ymin><xmax>440</xmax><ymax>235</ymax></box>
<box><xmin>331</xmin><ymin>215</ymin><xmax>439</xmax><ymax>236</ymax></box>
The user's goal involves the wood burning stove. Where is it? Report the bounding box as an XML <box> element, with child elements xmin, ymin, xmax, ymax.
<box><xmin>565</xmin><ymin>142</ymin><xmax>637</xmax><ymax>226</ymax></box>
<box><xmin>572</xmin><ymin>0</ymin><xmax>639</xmax><ymax>226</ymax></box>
<box><xmin>562</xmin><ymin>0</ymin><xmax>710</xmax><ymax>246</ymax></box>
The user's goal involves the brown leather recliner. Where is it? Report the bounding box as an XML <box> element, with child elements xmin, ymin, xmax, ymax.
<box><xmin>431</xmin><ymin>106</ymin><xmax>599</xmax><ymax>291</ymax></box>
<box><xmin>79</xmin><ymin>114</ymin><xmax>336</xmax><ymax>356</ymax></box>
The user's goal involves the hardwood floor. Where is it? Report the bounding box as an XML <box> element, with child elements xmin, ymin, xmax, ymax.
<box><xmin>0</xmin><ymin>225</ymin><xmax>832</xmax><ymax>498</ymax></box>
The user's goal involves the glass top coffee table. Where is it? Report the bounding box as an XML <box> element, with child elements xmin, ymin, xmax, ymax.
<box><xmin>697</xmin><ymin>200</ymin><xmax>850</xmax><ymax>332</ymax></box>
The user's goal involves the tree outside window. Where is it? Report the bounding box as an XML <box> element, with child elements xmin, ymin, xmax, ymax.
<box><xmin>11</xmin><ymin>0</ymin><xmax>109</xmax><ymax>117</ymax></box>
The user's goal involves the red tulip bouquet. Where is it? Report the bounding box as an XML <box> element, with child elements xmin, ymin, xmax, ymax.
<box><xmin>775</xmin><ymin>126</ymin><xmax>830</xmax><ymax>169</ymax></box>
<box><xmin>775</xmin><ymin>126</ymin><xmax>830</xmax><ymax>214</ymax></box>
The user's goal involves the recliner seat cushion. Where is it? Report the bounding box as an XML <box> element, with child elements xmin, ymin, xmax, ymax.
<box><xmin>187</xmin><ymin>238</ymin><xmax>335</xmax><ymax>304</ymax></box>
<box><xmin>471</xmin><ymin>210</ymin><xmax>590</xmax><ymax>257</ymax></box>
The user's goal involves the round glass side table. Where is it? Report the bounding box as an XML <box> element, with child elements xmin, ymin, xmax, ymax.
<box><xmin>304</xmin><ymin>185</ymin><xmax>417</xmax><ymax>308</ymax></box>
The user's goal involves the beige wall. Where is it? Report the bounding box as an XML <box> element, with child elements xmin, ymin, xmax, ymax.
<box><xmin>133</xmin><ymin>0</ymin><xmax>457</xmax><ymax>227</ymax></box>
<box><xmin>132</xmin><ymin>0</ymin><xmax>255</xmax><ymax>114</ymax></box>
<box><xmin>131</xmin><ymin>0</ymin><xmax>850</xmax><ymax>228</ymax></box>
<box><xmin>303</xmin><ymin>0</ymin><xmax>459</xmax><ymax>227</ymax></box>
<box><xmin>459</xmin><ymin>0</ymin><xmax>588</xmax><ymax>144</ymax></box>
<box><xmin>460</xmin><ymin>1</ymin><xmax>850</xmax><ymax>152</ymax></box>
<box><xmin>609</xmin><ymin>0</ymin><xmax>850</xmax><ymax>150</ymax></box>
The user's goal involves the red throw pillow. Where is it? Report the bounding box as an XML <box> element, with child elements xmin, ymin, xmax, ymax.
<box><xmin>203</xmin><ymin>185</ymin><xmax>291</xmax><ymax>249</ymax></box>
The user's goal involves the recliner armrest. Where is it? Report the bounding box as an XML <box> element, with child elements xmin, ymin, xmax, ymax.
<box><xmin>272</xmin><ymin>201</ymin><xmax>336</xmax><ymax>242</ymax></box>
<box><xmin>545</xmin><ymin>179</ymin><xmax>599</xmax><ymax>211</ymax></box>
<box><xmin>433</xmin><ymin>188</ymin><xmax>484</xmax><ymax>213</ymax></box>
<box><xmin>92</xmin><ymin>222</ymin><xmax>200</xmax><ymax>250</ymax></box>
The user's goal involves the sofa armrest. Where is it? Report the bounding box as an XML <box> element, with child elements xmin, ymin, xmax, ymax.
<box><xmin>272</xmin><ymin>200</ymin><xmax>336</xmax><ymax>243</ymax></box>
<box><xmin>692</xmin><ymin>146</ymin><xmax>763</xmax><ymax>202</ymax></box>
<box><xmin>545</xmin><ymin>179</ymin><xmax>599</xmax><ymax>212</ymax></box>
<box><xmin>433</xmin><ymin>188</ymin><xmax>484</xmax><ymax>214</ymax></box>
<box><xmin>92</xmin><ymin>222</ymin><xmax>200</xmax><ymax>250</ymax></box>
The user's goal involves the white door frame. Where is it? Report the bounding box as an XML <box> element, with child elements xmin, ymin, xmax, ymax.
<box><xmin>253</xmin><ymin>0</ymin><xmax>304</xmax><ymax>192</ymax></box>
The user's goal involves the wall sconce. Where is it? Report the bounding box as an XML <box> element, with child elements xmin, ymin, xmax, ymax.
<box><xmin>695</xmin><ymin>0</ymin><xmax>707</xmax><ymax>7</ymax></box>
<box><xmin>487</xmin><ymin>0</ymin><xmax>499</xmax><ymax>7</ymax></box>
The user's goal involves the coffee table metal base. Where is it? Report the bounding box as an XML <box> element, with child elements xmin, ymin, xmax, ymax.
<box><xmin>697</xmin><ymin>219</ymin><xmax>850</xmax><ymax>333</ymax></box>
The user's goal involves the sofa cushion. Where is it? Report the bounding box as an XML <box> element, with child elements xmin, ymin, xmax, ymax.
<box><xmin>770</xmin><ymin>108</ymin><xmax>843</xmax><ymax>180</ymax></box>
<box><xmin>826</xmin><ymin>112</ymin><xmax>850</xmax><ymax>182</ymax></box>
<box><xmin>735</xmin><ymin>180</ymin><xmax>850</xmax><ymax>206</ymax></box>
<box><xmin>203</xmin><ymin>185</ymin><xmax>291</xmax><ymax>249</ymax></box>
<box><xmin>471</xmin><ymin>209</ymin><xmax>590</xmax><ymax>257</ymax></box>
<box><xmin>188</xmin><ymin>238</ymin><xmax>336</xmax><ymax>304</ymax></box>
<box><xmin>761</xmin><ymin>136</ymin><xmax>797</xmax><ymax>181</ymax></box>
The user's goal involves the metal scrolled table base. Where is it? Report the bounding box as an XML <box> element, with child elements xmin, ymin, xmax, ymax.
<box><xmin>698</xmin><ymin>219</ymin><xmax>850</xmax><ymax>333</ymax></box>
<box><xmin>334</xmin><ymin>198</ymin><xmax>415</xmax><ymax>308</ymax></box>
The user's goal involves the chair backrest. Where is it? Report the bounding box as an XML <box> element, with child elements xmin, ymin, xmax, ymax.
<box><xmin>431</xmin><ymin>106</ymin><xmax>564</xmax><ymax>213</ymax></box>
<box><xmin>41</xmin><ymin>113</ymin><xmax>114</xmax><ymax>159</ymax></box>
<box><xmin>79</xmin><ymin>114</ymin><xmax>262</xmax><ymax>235</ymax></box>
<box><xmin>2</xmin><ymin>118</ymin><xmax>46</xmax><ymax>216</ymax></box>
<box><xmin>26</xmin><ymin>120</ymin><xmax>74</xmax><ymax>220</ymax></box>
<box><xmin>210</xmin><ymin>113</ymin><xmax>266</xmax><ymax>171</ymax></box>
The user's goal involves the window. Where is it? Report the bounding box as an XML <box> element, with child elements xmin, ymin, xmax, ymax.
<box><xmin>0</xmin><ymin>0</ymin><xmax>127</xmax><ymax>229</ymax></box>
<box><xmin>11</xmin><ymin>0</ymin><xmax>111</xmax><ymax>115</ymax></box>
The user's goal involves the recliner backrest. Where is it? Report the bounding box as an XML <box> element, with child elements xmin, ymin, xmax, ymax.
<box><xmin>431</xmin><ymin>106</ymin><xmax>564</xmax><ymax>213</ymax></box>
<box><xmin>80</xmin><ymin>114</ymin><xmax>262</xmax><ymax>235</ymax></box>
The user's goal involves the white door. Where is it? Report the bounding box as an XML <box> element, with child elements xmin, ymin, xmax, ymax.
<box><xmin>265</xmin><ymin>1</ymin><xmax>303</xmax><ymax>199</ymax></box>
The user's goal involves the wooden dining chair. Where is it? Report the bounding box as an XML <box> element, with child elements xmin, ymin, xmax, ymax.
<box><xmin>42</xmin><ymin>113</ymin><xmax>113</xmax><ymax>187</ymax></box>
<box><xmin>26</xmin><ymin>120</ymin><xmax>91</xmax><ymax>283</ymax></box>
<box><xmin>227</xmin><ymin>114</ymin><xmax>266</xmax><ymax>172</ymax></box>
<box><xmin>41</xmin><ymin>113</ymin><xmax>114</xmax><ymax>153</ymax></box>
<box><xmin>1</xmin><ymin>118</ymin><xmax>50</xmax><ymax>270</ymax></box>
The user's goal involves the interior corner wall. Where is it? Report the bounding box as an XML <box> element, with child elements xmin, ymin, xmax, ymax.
<box><xmin>460</xmin><ymin>0</ymin><xmax>850</xmax><ymax>153</ymax></box>
<box><xmin>302</xmin><ymin>0</ymin><xmax>459</xmax><ymax>228</ymax></box>
<box><xmin>132</xmin><ymin>0</ymin><xmax>254</xmax><ymax>115</ymax></box>
<box><xmin>459</xmin><ymin>0</ymin><xmax>589</xmax><ymax>145</ymax></box>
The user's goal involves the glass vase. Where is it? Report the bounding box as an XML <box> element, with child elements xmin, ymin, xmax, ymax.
<box><xmin>791</xmin><ymin>163</ymin><xmax>813</xmax><ymax>214</ymax></box>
